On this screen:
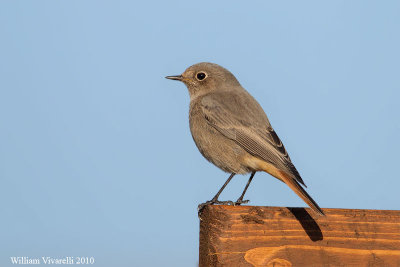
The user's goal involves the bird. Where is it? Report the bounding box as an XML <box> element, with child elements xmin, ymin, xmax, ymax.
<box><xmin>166</xmin><ymin>62</ymin><xmax>324</xmax><ymax>216</ymax></box>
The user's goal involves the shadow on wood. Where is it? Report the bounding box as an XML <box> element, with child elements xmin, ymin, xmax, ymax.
<box><xmin>287</xmin><ymin>207</ymin><xmax>323</xmax><ymax>242</ymax></box>
<box><xmin>199</xmin><ymin>205</ymin><xmax>400</xmax><ymax>267</ymax></box>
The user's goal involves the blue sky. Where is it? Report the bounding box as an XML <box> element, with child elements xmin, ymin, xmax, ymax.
<box><xmin>1</xmin><ymin>1</ymin><xmax>399</xmax><ymax>266</ymax></box>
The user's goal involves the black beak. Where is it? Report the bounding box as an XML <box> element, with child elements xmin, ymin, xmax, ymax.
<box><xmin>165</xmin><ymin>75</ymin><xmax>183</xmax><ymax>81</ymax></box>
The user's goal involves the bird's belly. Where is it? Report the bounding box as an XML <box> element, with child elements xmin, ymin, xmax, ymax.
<box><xmin>189</xmin><ymin>114</ymin><xmax>250</xmax><ymax>174</ymax></box>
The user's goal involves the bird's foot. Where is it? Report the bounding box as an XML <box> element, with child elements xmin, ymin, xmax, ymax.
<box><xmin>197</xmin><ymin>199</ymin><xmax>235</xmax><ymax>217</ymax></box>
<box><xmin>234</xmin><ymin>198</ymin><xmax>250</xmax><ymax>206</ymax></box>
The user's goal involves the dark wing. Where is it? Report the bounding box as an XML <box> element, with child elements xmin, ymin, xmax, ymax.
<box><xmin>201</xmin><ymin>91</ymin><xmax>306</xmax><ymax>186</ymax></box>
<box><xmin>261</xmin><ymin>126</ymin><xmax>304</xmax><ymax>186</ymax></box>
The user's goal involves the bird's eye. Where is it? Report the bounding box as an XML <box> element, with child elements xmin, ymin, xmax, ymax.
<box><xmin>196</xmin><ymin>72</ymin><xmax>207</xmax><ymax>81</ymax></box>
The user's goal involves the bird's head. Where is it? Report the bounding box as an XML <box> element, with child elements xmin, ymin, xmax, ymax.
<box><xmin>166</xmin><ymin>62</ymin><xmax>241</xmax><ymax>98</ymax></box>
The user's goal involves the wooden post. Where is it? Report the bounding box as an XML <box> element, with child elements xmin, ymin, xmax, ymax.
<box><xmin>199</xmin><ymin>205</ymin><xmax>400</xmax><ymax>267</ymax></box>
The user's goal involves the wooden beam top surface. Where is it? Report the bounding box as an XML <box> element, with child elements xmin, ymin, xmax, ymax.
<box><xmin>199</xmin><ymin>205</ymin><xmax>400</xmax><ymax>266</ymax></box>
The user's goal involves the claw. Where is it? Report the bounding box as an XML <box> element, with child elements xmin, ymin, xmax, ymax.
<box><xmin>214</xmin><ymin>200</ymin><xmax>234</xmax><ymax>205</ymax></box>
<box><xmin>197</xmin><ymin>199</ymin><xmax>235</xmax><ymax>218</ymax></box>
<box><xmin>234</xmin><ymin>199</ymin><xmax>250</xmax><ymax>206</ymax></box>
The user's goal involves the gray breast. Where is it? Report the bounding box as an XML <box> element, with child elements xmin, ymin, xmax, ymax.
<box><xmin>189</xmin><ymin>98</ymin><xmax>251</xmax><ymax>174</ymax></box>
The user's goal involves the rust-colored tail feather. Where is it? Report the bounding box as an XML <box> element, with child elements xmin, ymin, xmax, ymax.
<box><xmin>278</xmin><ymin>171</ymin><xmax>325</xmax><ymax>216</ymax></box>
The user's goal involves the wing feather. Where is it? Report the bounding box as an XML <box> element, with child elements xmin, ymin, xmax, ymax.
<box><xmin>201</xmin><ymin>91</ymin><xmax>306</xmax><ymax>186</ymax></box>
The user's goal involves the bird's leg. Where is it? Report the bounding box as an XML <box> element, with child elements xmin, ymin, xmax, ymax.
<box><xmin>198</xmin><ymin>173</ymin><xmax>235</xmax><ymax>213</ymax></box>
<box><xmin>235</xmin><ymin>171</ymin><xmax>256</xmax><ymax>205</ymax></box>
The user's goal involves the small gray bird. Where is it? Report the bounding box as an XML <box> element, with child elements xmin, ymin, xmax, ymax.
<box><xmin>166</xmin><ymin>62</ymin><xmax>324</xmax><ymax>216</ymax></box>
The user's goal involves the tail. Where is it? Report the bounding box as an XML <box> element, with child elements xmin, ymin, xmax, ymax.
<box><xmin>244</xmin><ymin>155</ymin><xmax>325</xmax><ymax>216</ymax></box>
<box><xmin>278</xmin><ymin>170</ymin><xmax>325</xmax><ymax>216</ymax></box>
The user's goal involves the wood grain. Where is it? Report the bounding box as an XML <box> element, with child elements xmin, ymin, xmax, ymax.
<box><xmin>199</xmin><ymin>206</ymin><xmax>400</xmax><ymax>267</ymax></box>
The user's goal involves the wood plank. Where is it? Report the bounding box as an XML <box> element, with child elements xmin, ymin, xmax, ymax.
<box><xmin>199</xmin><ymin>205</ymin><xmax>400</xmax><ymax>267</ymax></box>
